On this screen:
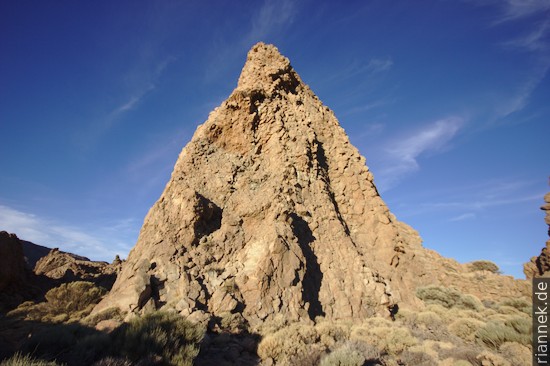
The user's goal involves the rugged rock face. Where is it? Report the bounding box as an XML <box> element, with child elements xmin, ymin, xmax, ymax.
<box><xmin>94</xmin><ymin>43</ymin><xmax>529</xmax><ymax>325</ymax></box>
<box><xmin>35</xmin><ymin>248</ymin><xmax>121</xmax><ymax>289</ymax></box>
<box><xmin>524</xmin><ymin>192</ymin><xmax>550</xmax><ymax>278</ymax></box>
<box><xmin>0</xmin><ymin>231</ymin><xmax>28</xmax><ymax>292</ymax></box>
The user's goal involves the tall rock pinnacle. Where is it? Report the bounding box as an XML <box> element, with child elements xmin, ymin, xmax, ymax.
<box><xmin>94</xmin><ymin>43</ymin><xmax>529</xmax><ymax>325</ymax></box>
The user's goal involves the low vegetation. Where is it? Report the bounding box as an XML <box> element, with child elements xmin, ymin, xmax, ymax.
<box><xmin>1</xmin><ymin>283</ymin><xmax>532</xmax><ymax>365</ymax></box>
<box><xmin>468</xmin><ymin>260</ymin><xmax>501</xmax><ymax>274</ymax></box>
<box><xmin>7</xmin><ymin>281</ymin><xmax>107</xmax><ymax>323</ymax></box>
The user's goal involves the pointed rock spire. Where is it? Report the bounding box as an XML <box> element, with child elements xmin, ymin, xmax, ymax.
<box><xmin>93</xmin><ymin>43</ymin><xmax>530</xmax><ymax>327</ymax></box>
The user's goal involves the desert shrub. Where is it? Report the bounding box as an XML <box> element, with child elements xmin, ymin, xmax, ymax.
<box><xmin>416</xmin><ymin>286</ymin><xmax>482</xmax><ymax>311</ymax></box>
<box><xmin>350</xmin><ymin>324</ymin><xmax>417</xmax><ymax>356</ymax></box>
<box><xmin>22</xmin><ymin>322</ymin><xmax>97</xmax><ymax>361</ymax></box>
<box><xmin>218</xmin><ymin>312</ymin><xmax>248</xmax><ymax>333</ymax></box>
<box><xmin>0</xmin><ymin>353</ymin><xmax>61</xmax><ymax>366</ymax></box>
<box><xmin>468</xmin><ymin>261</ymin><xmax>501</xmax><ymax>274</ymax></box>
<box><xmin>111</xmin><ymin>311</ymin><xmax>204</xmax><ymax>366</ymax></box>
<box><xmin>315</xmin><ymin>320</ymin><xmax>351</xmax><ymax>348</ymax></box>
<box><xmin>91</xmin><ymin>357</ymin><xmax>132</xmax><ymax>366</ymax></box>
<box><xmin>438</xmin><ymin>345</ymin><xmax>483</xmax><ymax>366</ymax></box>
<box><xmin>45</xmin><ymin>281</ymin><xmax>106</xmax><ymax>314</ymax></box>
<box><xmin>498</xmin><ymin>298</ymin><xmax>531</xmax><ymax>315</ymax></box>
<box><xmin>257</xmin><ymin>313</ymin><xmax>289</xmax><ymax>335</ymax></box>
<box><xmin>499</xmin><ymin>342</ymin><xmax>531</xmax><ymax>366</ymax></box>
<box><xmin>8</xmin><ymin>282</ymin><xmax>107</xmax><ymax>323</ymax></box>
<box><xmin>475</xmin><ymin>350</ymin><xmax>510</xmax><ymax>366</ymax></box>
<box><xmin>257</xmin><ymin>322</ymin><xmax>320</xmax><ymax>363</ymax></box>
<box><xmin>399</xmin><ymin>349</ymin><xmax>437</xmax><ymax>366</ymax></box>
<box><xmin>82</xmin><ymin>307</ymin><xmax>124</xmax><ymax>327</ymax></box>
<box><xmin>320</xmin><ymin>342</ymin><xmax>366</xmax><ymax>366</ymax></box>
<box><xmin>449</xmin><ymin>318</ymin><xmax>485</xmax><ymax>342</ymax></box>
<box><xmin>475</xmin><ymin>316</ymin><xmax>531</xmax><ymax>349</ymax></box>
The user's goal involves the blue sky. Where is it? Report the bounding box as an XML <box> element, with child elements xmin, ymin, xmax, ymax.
<box><xmin>1</xmin><ymin>0</ymin><xmax>548</xmax><ymax>278</ymax></box>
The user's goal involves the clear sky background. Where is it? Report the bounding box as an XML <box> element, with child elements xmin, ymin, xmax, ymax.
<box><xmin>1</xmin><ymin>0</ymin><xmax>548</xmax><ymax>278</ymax></box>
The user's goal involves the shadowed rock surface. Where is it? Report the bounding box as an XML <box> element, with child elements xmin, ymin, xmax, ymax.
<box><xmin>35</xmin><ymin>248</ymin><xmax>121</xmax><ymax>290</ymax></box>
<box><xmin>524</xmin><ymin>192</ymin><xmax>550</xmax><ymax>278</ymax></box>
<box><xmin>0</xmin><ymin>231</ymin><xmax>28</xmax><ymax>292</ymax></box>
<box><xmin>94</xmin><ymin>43</ymin><xmax>529</xmax><ymax>327</ymax></box>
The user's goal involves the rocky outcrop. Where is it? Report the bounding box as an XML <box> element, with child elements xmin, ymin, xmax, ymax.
<box><xmin>0</xmin><ymin>231</ymin><xmax>28</xmax><ymax>292</ymax></box>
<box><xmin>524</xmin><ymin>192</ymin><xmax>550</xmax><ymax>278</ymax></box>
<box><xmin>94</xmin><ymin>43</ymin><xmax>530</xmax><ymax>326</ymax></box>
<box><xmin>35</xmin><ymin>248</ymin><xmax>121</xmax><ymax>290</ymax></box>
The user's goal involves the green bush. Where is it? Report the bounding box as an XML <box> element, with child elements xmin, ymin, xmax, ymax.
<box><xmin>320</xmin><ymin>342</ymin><xmax>365</xmax><ymax>366</ymax></box>
<box><xmin>8</xmin><ymin>281</ymin><xmax>107</xmax><ymax>323</ymax></box>
<box><xmin>468</xmin><ymin>261</ymin><xmax>501</xmax><ymax>274</ymax></box>
<box><xmin>45</xmin><ymin>281</ymin><xmax>107</xmax><ymax>314</ymax></box>
<box><xmin>416</xmin><ymin>286</ymin><xmax>482</xmax><ymax>311</ymax></box>
<box><xmin>0</xmin><ymin>353</ymin><xmax>61</xmax><ymax>366</ymax></box>
<box><xmin>498</xmin><ymin>298</ymin><xmax>531</xmax><ymax>315</ymax></box>
<box><xmin>475</xmin><ymin>316</ymin><xmax>531</xmax><ymax>349</ymax></box>
<box><xmin>111</xmin><ymin>311</ymin><xmax>204</xmax><ymax>366</ymax></box>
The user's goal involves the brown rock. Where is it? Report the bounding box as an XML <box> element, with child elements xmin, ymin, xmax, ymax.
<box><xmin>524</xmin><ymin>191</ymin><xmax>550</xmax><ymax>278</ymax></box>
<box><xmin>0</xmin><ymin>231</ymin><xmax>28</xmax><ymax>292</ymax></box>
<box><xmin>35</xmin><ymin>248</ymin><xmax>120</xmax><ymax>289</ymax></box>
<box><xmin>94</xmin><ymin>43</ymin><xmax>529</xmax><ymax>326</ymax></box>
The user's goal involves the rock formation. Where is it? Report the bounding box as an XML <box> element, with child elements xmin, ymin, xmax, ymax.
<box><xmin>94</xmin><ymin>43</ymin><xmax>529</xmax><ymax>326</ymax></box>
<box><xmin>35</xmin><ymin>248</ymin><xmax>121</xmax><ymax>289</ymax></box>
<box><xmin>0</xmin><ymin>231</ymin><xmax>28</xmax><ymax>292</ymax></box>
<box><xmin>524</xmin><ymin>192</ymin><xmax>550</xmax><ymax>278</ymax></box>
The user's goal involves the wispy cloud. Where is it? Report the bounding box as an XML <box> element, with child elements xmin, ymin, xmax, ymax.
<box><xmin>376</xmin><ymin>117</ymin><xmax>463</xmax><ymax>189</ymax></box>
<box><xmin>205</xmin><ymin>0</ymin><xmax>298</xmax><ymax>82</ymax></box>
<box><xmin>492</xmin><ymin>0</ymin><xmax>550</xmax><ymax>23</ymax></box>
<box><xmin>470</xmin><ymin>0</ymin><xmax>550</xmax><ymax>120</ymax></box>
<box><xmin>248</xmin><ymin>0</ymin><xmax>297</xmax><ymax>42</ymax></box>
<box><xmin>0</xmin><ymin>205</ymin><xmax>136</xmax><ymax>261</ymax></box>
<box><xmin>449</xmin><ymin>213</ymin><xmax>477</xmax><ymax>222</ymax></box>
<box><xmin>366</xmin><ymin>57</ymin><xmax>393</xmax><ymax>73</ymax></box>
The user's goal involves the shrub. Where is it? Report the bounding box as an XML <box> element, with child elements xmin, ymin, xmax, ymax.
<box><xmin>0</xmin><ymin>353</ymin><xmax>60</xmax><ymax>366</ymax></box>
<box><xmin>320</xmin><ymin>342</ymin><xmax>365</xmax><ymax>366</ymax></box>
<box><xmin>498</xmin><ymin>298</ymin><xmax>531</xmax><ymax>315</ymax></box>
<box><xmin>475</xmin><ymin>316</ymin><xmax>531</xmax><ymax>349</ymax></box>
<box><xmin>111</xmin><ymin>311</ymin><xmax>204</xmax><ymax>366</ymax></box>
<box><xmin>416</xmin><ymin>286</ymin><xmax>482</xmax><ymax>311</ymax></box>
<box><xmin>257</xmin><ymin>323</ymin><xmax>320</xmax><ymax>363</ymax></box>
<box><xmin>399</xmin><ymin>349</ymin><xmax>437</xmax><ymax>366</ymax></box>
<box><xmin>449</xmin><ymin>318</ymin><xmax>485</xmax><ymax>342</ymax></box>
<box><xmin>499</xmin><ymin>342</ymin><xmax>531</xmax><ymax>366</ymax></box>
<box><xmin>350</xmin><ymin>324</ymin><xmax>417</xmax><ymax>356</ymax></box>
<box><xmin>468</xmin><ymin>261</ymin><xmax>501</xmax><ymax>274</ymax></box>
<box><xmin>8</xmin><ymin>281</ymin><xmax>107</xmax><ymax>323</ymax></box>
<box><xmin>22</xmin><ymin>322</ymin><xmax>98</xmax><ymax>362</ymax></box>
<box><xmin>82</xmin><ymin>307</ymin><xmax>124</xmax><ymax>327</ymax></box>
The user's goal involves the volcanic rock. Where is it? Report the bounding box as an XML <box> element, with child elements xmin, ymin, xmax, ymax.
<box><xmin>524</xmin><ymin>192</ymin><xmax>550</xmax><ymax>278</ymax></box>
<box><xmin>35</xmin><ymin>248</ymin><xmax>121</xmax><ymax>289</ymax></box>
<box><xmin>94</xmin><ymin>43</ymin><xmax>529</xmax><ymax>325</ymax></box>
<box><xmin>0</xmin><ymin>231</ymin><xmax>28</xmax><ymax>292</ymax></box>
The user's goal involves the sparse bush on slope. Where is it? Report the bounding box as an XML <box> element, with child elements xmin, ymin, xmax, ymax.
<box><xmin>319</xmin><ymin>342</ymin><xmax>365</xmax><ymax>366</ymax></box>
<box><xmin>7</xmin><ymin>281</ymin><xmax>107</xmax><ymax>323</ymax></box>
<box><xmin>475</xmin><ymin>316</ymin><xmax>531</xmax><ymax>349</ymax></box>
<box><xmin>111</xmin><ymin>311</ymin><xmax>204</xmax><ymax>366</ymax></box>
<box><xmin>416</xmin><ymin>285</ymin><xmax>482</xmax><ymax>311</ymax></box>
<box><xmin>467</xmin><ymin>261</ymin><xmax>501</xmax><ymax>274</ymax></box>
<box><xmin>0</xmin><ymin>353</ymin><xmax>61</xmax><ymax>366</ymax></box>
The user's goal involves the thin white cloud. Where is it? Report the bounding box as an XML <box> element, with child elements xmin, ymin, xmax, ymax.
<box><xmin>377</xmin><ymin>117</ymin><xmax>463</xmax><ymax>189</ymax></box>
<box><xmin>0</xmin><ymin>204</ymin><xmax>136</xmax><ymax>261</ymax></box>
<box><xmin>248</xmin><ymin>0</ymin><xmax>296</xmax><ymax>42</ymax></box>
<box><xmin>493</xmin><ymin>0</ymin><xmax>550</xmax><ymax>23</ymax></box>
<box><xmin>113</xmin><ymin>83</ymin><xmax>156</xmax><ymax>115</ymax></box>
<box><xmin>366</xmin><ymin>57</ymin><xmax>393</xmax><ymax>73</ymax></box>
<box><xmin>449</xmin><ymin>213</ymin><xmax>477</xmax><ymax>222</ymax></box>
<box><xmin>503</xmin><ymin>20</ymin><xmax>550</xmax><ymax>52</ymax></box>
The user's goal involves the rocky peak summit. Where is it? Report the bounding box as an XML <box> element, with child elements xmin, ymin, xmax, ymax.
<box><xmin>93</xmin><ymin>43</ymin><xmax>529</xmax><ymax>327</ymax></box>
